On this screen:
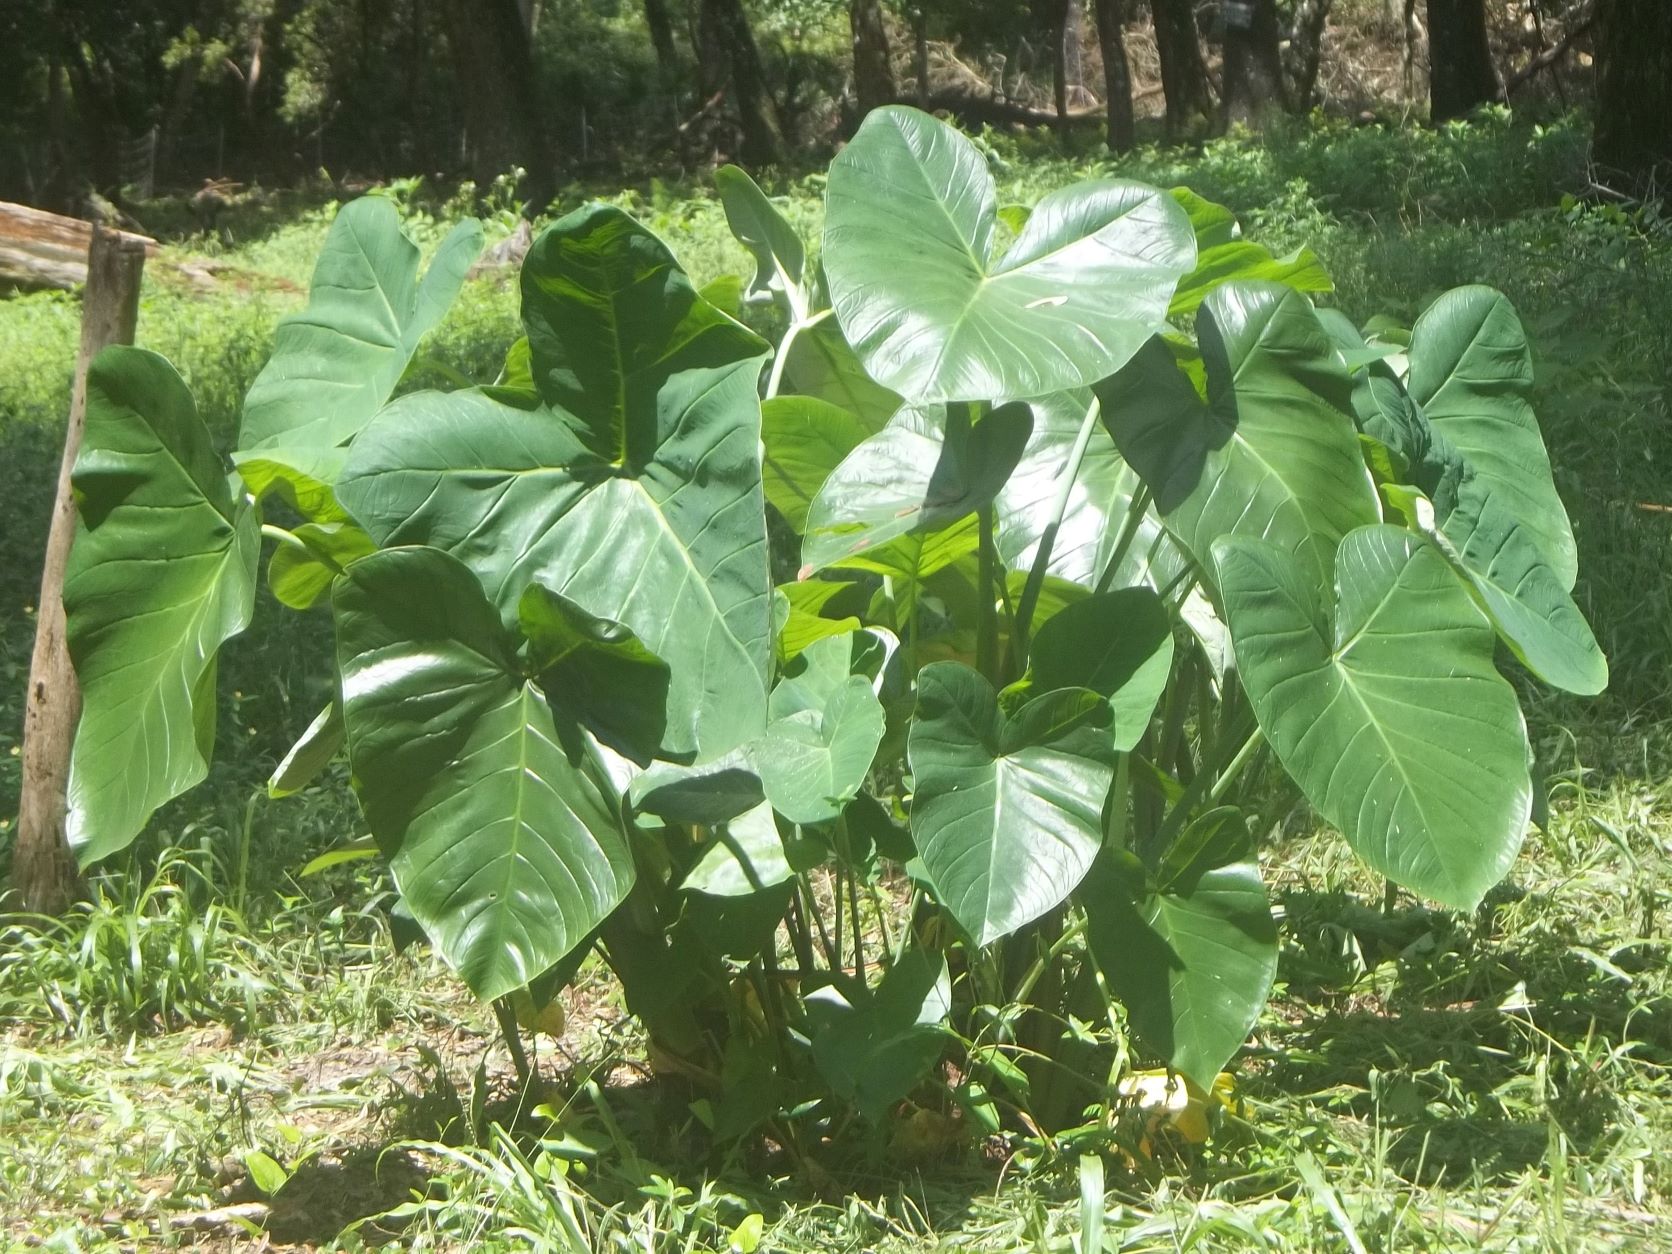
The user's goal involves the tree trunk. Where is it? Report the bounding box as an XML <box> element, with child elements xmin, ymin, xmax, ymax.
<box><xmin>11</xmin><ymin>226</ymin><xmax>146</xmax><ymax>916</ymax></box>
<box><xmin>1151</xmin><ymin>0</ymin><xmax>1213</xmax><ymax>139</ymax></box>
<box><xmin>1593</xmin><ymin>0</ymin><xmax>1672</xmax><ymax>197</ymax></box>
<box><xmin>1426</xmin><ymin>0</ymin><xmax>1500</xmax><ymax>122</ymax></box>
<box><xmin>1093</xmin><ymin>0</ymin><xmax>1134</xmax><ymax>153</ymax></box>
<box><xmin>442</xmin><ymin>0</ymin><xmax>553</xmax><ymax>211</ymax></box>
<box><xmin>851</xmin><ymin>0</ymin><xmax>896</xmax><ymax>119</ymax></box>
<box><xmin>644</xmin><ymin>0</ymin><xmax>679</xmax><ymax>84</ymax></box>
<box><xmin>1286</xmin><ymin>0</ymin><xmax>1335</xmax><ymax>110</ymax></box>
<box><xmin>698</xmin><ymin>0</ymin><xmax>781</xmax><ymax>166</ymax></box>
<box><xmin>1221</xmin><ymin>0</ymin><xmax>1289</xmax><ymax>129</ymax></box>
<box><xmin>1051</xmin><ymin>0</ymin><xmax>1073</xmax><ymax>137</ymax></box>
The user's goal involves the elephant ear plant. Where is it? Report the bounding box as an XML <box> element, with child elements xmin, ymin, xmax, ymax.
<box><xmin>61</xmin><ymin>108</ymin><xmax>1604</xmax><ymax>1150</ymax></box>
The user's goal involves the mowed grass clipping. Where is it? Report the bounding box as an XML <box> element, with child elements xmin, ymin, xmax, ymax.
<box><xmin>3</xmin><ymin>112</ymin><xmax>1671</xmax><ymax>1249</ymax></box>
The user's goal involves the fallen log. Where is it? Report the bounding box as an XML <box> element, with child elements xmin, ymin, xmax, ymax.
<box><xmin>920</xmin><ymin>88</ymin><xmax>1104</xmax><ymax>132</ymax></box>
<box><xmin>0</xmin><ymin>200</ymin><xmax>158</xmax><ymax>292</ymax></box>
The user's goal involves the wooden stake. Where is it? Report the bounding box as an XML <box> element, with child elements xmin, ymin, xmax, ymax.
<box><xmin>10</xmin><ymin>225</ymin><xmax>147</xmax><ymax>915</ymax></box>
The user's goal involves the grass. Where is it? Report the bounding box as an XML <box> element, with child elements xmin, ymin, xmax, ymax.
<box><xmin>3</xmin><ymin>111</ymin><xmax>1672</xmax><ymax>1248</ymax></box>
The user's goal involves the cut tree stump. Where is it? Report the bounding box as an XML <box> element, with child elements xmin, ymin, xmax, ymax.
<box><xmin>10</xmin><ymin>225</ymin><xmax>148</xmax><ymax>915</ymax></box>
<box><xmin>0</xmin><ymin>201</ymin><xmax>157</xmax><ymax>291</ymax></box>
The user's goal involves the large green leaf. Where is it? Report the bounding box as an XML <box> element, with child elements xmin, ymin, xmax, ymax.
<box><xmin>803</xmin><ymin>402</ymin><xmax>1032</xmax><ymax>573</ymax></box>
<box><xmin>1082</xmin><ymin>838</ymin><xmax>1277</xmax><ymax>1088</ymax></box>
<box><xmin>1099</xmin><ymin>282</ymin><xmax>1379</xmax><ymax>590</ymax></box>
<box><xmin>333</xmin><ymin>546</ymin><xmax>633</xmax><ymax>1000</ymax></box>
<box><xmin>755</xmin><ymin>633</ymin><xmax>886</xmax><ymax>825</ymax></box>
<box><xmin>760</xmin><ymin>395</ymin><xmax>874</xmax><ymax>532</ymax></box>
<box><xmin>810</xmin><ymin>947</ymin><xmax>952</xmax><ymax>1122</ymax></box>
<box><xmin>1020</xmin><ymin>588</ymin><xmax>1174</xmax><ymax>752</ymax></box>
<box><xmin>339</xmin><ymin>205</ymin><xmax>773</xmax><ymax>762</ymax></box>
<box><xmin>1405</xmin><ymin>286</ymin><xmax>1576</xmax><ymax>588</ymax></box>
<box><xmin>683</xmin><ymin>802</ymin><xmax>819</xmax><ymax>896</ymax></box>
<box><xmin>238</xmin><ymin>200</ymin><xmax>482</xmax><ymax>451</ymax></box>
<box><xmin>994</xmin><ymin>390</ymin><xmax>1185</xmax><ymax>595</ymax></box>
<box><xmin>1214</xmin><ymin>526</ymin><xmax>1532</xmax><ymax>909</ymax></box>
<box><xmin>1333</xmin><ymin>304</ymin><xmax>1603</xmax><ymax>695</ymax></box>
<box><xmin>908</xmin><ymin>663</ymin><xmax>1115</xmax><ymax>944</ymax></box>
<box><xmin>715</xmin><ymin>164</ymin><xmax>806</xmax><ymax>311</ymax></box>
<box><xmin>1429</xmin><ymin>478</ymin><xmax>1607</xmax><ymax>695</ymax></box>
<box><xmin>64</xmin><ymin>348</ymin><xmax>260</xmax><ymax>862</ymax></box>
<box><xmin>823</xmin><ymin>106</ymin><xmax>1194</xmax><ymax>404</ymax></box>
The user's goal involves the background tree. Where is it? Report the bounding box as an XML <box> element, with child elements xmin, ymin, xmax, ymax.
<box><xmin>442</xmin><ymin>0</ymin><xmax>551</xmax><ymax>209</ymax></box>
<box><xmin>1592</xmin><ymin>0</ymin><xmax>1672</xmax><ymax>197</ymax></box>
<box><xmin>1286</xmin><ymin>0</ymin><xmax>1335</xmax><ymax>111</ymax></box>
<box><xmin>1093</xmin><ymin>0</ymin><xmax>1134</xmax><ymax>152</ymax></box>
<box><xmin>1427</xmin><ymin>0</ymin><xmax>1501</xmax><ymax>121</ymax></box>
<box><xmin>698</xmin><ymin>0</ymin><xmax>781</xmax><ymax>165</ymax></box>
<box><xmin>1151</xmin><ymin>0</ymin><xmax>1213</xmax><ymax>138</ymax></box>
<box><xmin>1221</xmin><ymin>0</ymin><xmax>1289</xmax><ymax>129</ymax></box>
<box><xmin>850</xmin><ymin>0</ymin><xmax>895</xmax><ymax>121</ymax></box>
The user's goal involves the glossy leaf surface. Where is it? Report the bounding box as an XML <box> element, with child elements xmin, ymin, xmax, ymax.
<box><xmin>1100</xmin><ymin>282</ymin><xmax>1378</xmax><ymax>590</ymax></box>
<box><xmin>908</xmin><ymin>662</ymin><xmax>1115</xmax><ymax>944</ymax></box>
<box><xmin>1215</xmin><ymin>526</ymin><xmax>1531</xmax><ymax>908</ymax></box>
<box><xmin>334</xmin><ymin>546</ymin><xmax>633</xmax><ymax>1000</ymax></box>
<box><xmin>1406</xmin><ymin>286</ymin><xmax>1576</xmax><ymax>587</ymax></box>
<box><xmin>1083</xmin><ymin>840</ymin><xmax>1277</xmax><ymax>1088</ymax></box>
<box><xmin>339</xmin><ymin>205</ymin><xmax>773</xmax><ymax>762</ymax></box>
<box><xmin>803</xmin><ymin>402</ymin><xmax>1032</xmax><ymax>573</ymax></box>
<box><xmin>824</xmin><ymin>106</ymin><xmax>1194</xmax><ymax>404</ymax></box>
<box><xmin>64</xmin><ymin>348</ymin><xmax>260</xmax><ymax>862</ymax></box>
<box><xmin>239</xmin><ymin>200</ymin><xmax>482</xmax><ymax>450</ymax></box>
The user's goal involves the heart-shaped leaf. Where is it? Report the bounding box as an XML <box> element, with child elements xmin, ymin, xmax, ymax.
<box><xmin>754</xmin><ymin>633</ymin><xmax>887</xmax><ymax>825</ymax></box>
<box><xmin>1332</xmin><ymin>303</ymin><xmax>1605</xmax><ymax>696</ymax></box>
<box><xmin>824</xmin><ymin>106</ymin><xmax>1194</xmax><ymax>404</ymax></box>
<box><xmin>908</xmin><ymin>662</ymin><xmax>1116</xmax><ymax>945</ymax></box>
<box><xmin>1214</xmin><ymin>526</ymin><xmax>1532</xmax><ymax>909</ymax></box>
<box><xmin>238</xmin><ymin>201</ymin><xmax>482</xmax><ymax>451</ymax></box>
<box><xmin>64</xmin><ymin>348</ymin><xmax>260</xmax><ymax>862</ymax></box>
<box><xmin>1099</xmin><ymin>282</ymin><xmax>1379</xmax><ymax>590</ymax></box>
<box><xmin>1082</xmin><ymin>839</ymin><xmax>1277</xmax><ymax>1088</ymax></box>
<box><xmin>339</xmin><ymin>205</ymin><xmax>773</xmax><ymax>762</ymax></box>
<box><xmin>334</xmin><ymin>545</ymin><xmax>634</xmax><ymax>1000</ymax></box>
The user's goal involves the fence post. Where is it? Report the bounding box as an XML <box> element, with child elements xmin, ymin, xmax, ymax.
<box><xmin>10</xmin><ymin>225</ymin><xmax>147</xmax><ymax>915</ymax></box>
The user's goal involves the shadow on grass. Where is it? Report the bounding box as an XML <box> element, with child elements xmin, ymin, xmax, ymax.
<box><xmin>1265</xmin><ymin>883</ymin><xmax>1667</xmax><ymax>1184</ymax></box>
